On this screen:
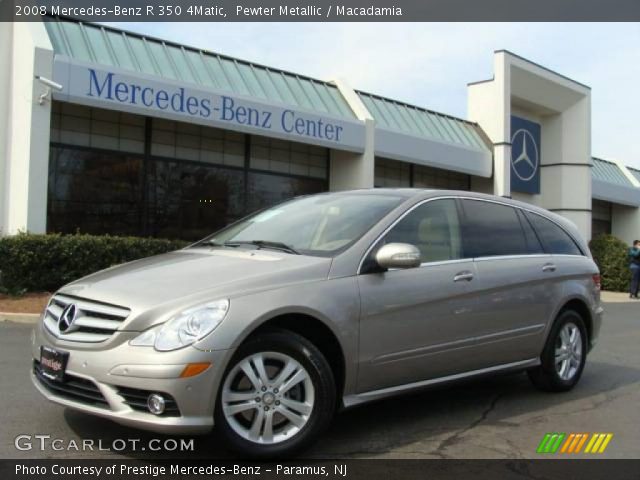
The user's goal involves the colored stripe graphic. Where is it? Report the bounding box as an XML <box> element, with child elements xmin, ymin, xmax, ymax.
<box><xmin>537</xmin><ymin>433</ymin><xmax>565</xmax><ymax>453</ymax></box>
<box><xmin>585</xmin><ymin>433</ymin><xmax>614</xmax><ymax>454</ymax></box>
<box><xmin>539</xmin><ymin>433</ymin><xmax>614</xmax><ymax>454</ymax></box>
<box><xmin>574</xmin><ymin>433</ymin><xmax>589</xmax><ymax>453</ymax></box>
<box><xmin>597</xmin><ymin>434</ymin><xmax>614</xmax><ymax>453</ymax></box>
<box><xmin>549</xmin><ymin>433</ymin><xmax>565</xmax><ymax>453</ymax></box>
<box><xmin>561</xmin><ymin>433</ymin><xmax>588</xmax><ymax>453</ymax></box>
<box><xmin>560</xmin><ymin>433</ymin><xmax>575</xmax><ymax>453</ymax></box>
<box><xmin>536</xmin><ymin>433</ymin><xmax>553</xmax><ymax>453</ymax></box>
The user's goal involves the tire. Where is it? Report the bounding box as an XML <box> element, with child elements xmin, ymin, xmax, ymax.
<box><xmin>528</xmin><ymin>309</ymin><xmax>588</xmax><ymax>392</ymax></box>
<box><xmin>214</xmin><ymin>329</ymin><xmax>336</xmax><ymax>459</ymax></box>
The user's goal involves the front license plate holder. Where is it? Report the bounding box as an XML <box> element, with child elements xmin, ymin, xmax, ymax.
<box><xmin>39</xmin><ymin>345</ymin><xmax>69</xmax><ymax>382</ymax></box>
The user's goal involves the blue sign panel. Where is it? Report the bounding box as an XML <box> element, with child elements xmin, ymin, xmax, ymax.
<box><xmin>510</xmin><ymin>116</ymin><xmax>541</xmax><ymax>194</ymax></box>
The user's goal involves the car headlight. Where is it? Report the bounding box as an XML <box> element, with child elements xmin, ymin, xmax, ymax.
<box><xmin>130</xmin><ymin>299</ymin><xmax>229</xmax><ymax>351</ymax></box>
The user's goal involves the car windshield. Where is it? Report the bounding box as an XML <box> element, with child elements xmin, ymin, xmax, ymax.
<box><xmin>195</xmin><ymin>193</ymin><xmax>404</xmax><ymax>256</ymax></box>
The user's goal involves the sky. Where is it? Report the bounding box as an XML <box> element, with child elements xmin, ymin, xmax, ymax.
<box><xmin>108</xmin><ymin>22</ymin><xmax>640</xmax><ymax>169</ymax></box>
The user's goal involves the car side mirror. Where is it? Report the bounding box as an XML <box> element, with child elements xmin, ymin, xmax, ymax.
<box><xmin>375</xmin><ymin>243</ymin><xmax>422</xmax><ymax>270</ymax></box>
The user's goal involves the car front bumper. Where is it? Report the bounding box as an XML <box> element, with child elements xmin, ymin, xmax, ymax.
<box><xmin>30</xmin><ymin>322</ymin><xmax>232</xmax><ymax>435</ymax></box>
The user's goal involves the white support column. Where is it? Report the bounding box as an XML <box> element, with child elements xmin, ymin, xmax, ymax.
<box><xmin>0</xmin><ymin>23</ymin><xmax>14</xmax><ymax>235</ymax></box>
<box><xmin>3</xmin><ymin>22</ymin><xmax>53</xmax><ymax>235</ymax></box>
<box><xmin>467</xmin><ymin>52</ymin><xmax>511</xmax><ymax>198</ymax></box>
<box><xmin>493</xmin><ymin>52</ymin><xmax>511</xmax><ymax>198</ymax></box>
<box><xmin>612</xmin><ymin>204</ymin><xmax>640</xmax><ymax>244</ymax></box>
<box><xmin>329</xmin><ymin>78</ymin><xmax>375</xmax><ymax>190</ymax></box>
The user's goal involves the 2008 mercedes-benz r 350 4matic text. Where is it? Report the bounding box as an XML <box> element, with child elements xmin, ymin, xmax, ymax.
<box><xmin>31</xmin><ymin>189</ymin><xmax>603</xmax><ymax>458</ymax></box>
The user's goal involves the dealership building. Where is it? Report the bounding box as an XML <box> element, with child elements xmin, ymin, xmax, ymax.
<box><xmin>1</xmin><ymin>19</ymin><xmax>639</xmax><ymax>242</ymax></box>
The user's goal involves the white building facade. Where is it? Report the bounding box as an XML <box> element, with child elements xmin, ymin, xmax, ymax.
<box><xmin>2</xmin><ymin>19</ymin><xmax>639</xmax><ymax>243</ymax></box>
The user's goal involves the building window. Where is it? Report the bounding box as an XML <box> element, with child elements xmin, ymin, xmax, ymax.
<box><xmin>51</xmin><ymin>102</ymin><xmax>145</xmax><ymax>154</ymax></box>
<box><xmin>48</xmin><ymin>103</ymin><xmax>329</xmax><ymax>240</ymax></box>
<box><xmin>150</xmin><ymin>119</ymin><xmax>245</xmax><ymax>168</ymax></box>
<box><xmin>413</xmin><ymin>164</ymin><xmax>470</xmax><ymax>190</ymax></box>
<box><xmin>250</xmin><ymin>135</ymin><xmax>328</xmax><ymax>179</ymax></box>
<box><xmin>47</xmin><ymin>147</ymin><xmax>144</xmax><ymax>236</ymax></box>
<box><xmin>146</xmin><ymin>159</ymin><xmax>246</xmax><ymax>240</ymax></box>
<box><xmin>247</xmin><ymin>172</ymin><xmax>326</xmax><ymax>214</ymax></box>
<box><xmin>375</xmin><ymin>157</ymin><xmax>471</xmax><ymax>190</ymax></box>
<box><xmin>375</xmin><ymin>158</ymin><xmax>411</xmax><ymax>187</ymax></box>
<box><xmin>592</xmin><ymin>199</ymin><xmax>612</xmax><ymax>237</ymax></box>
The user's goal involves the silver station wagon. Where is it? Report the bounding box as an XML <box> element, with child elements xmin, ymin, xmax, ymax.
<box><xmin>31</xmin><ymin>189</ymin><xmax>603</xmax><ymax>458</ymax></box>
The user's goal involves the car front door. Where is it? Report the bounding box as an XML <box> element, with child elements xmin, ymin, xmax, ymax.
<box><xmin>356</xmin><ymin>198</ymin><xmax>479</xmax><ymax>393</ymax></box>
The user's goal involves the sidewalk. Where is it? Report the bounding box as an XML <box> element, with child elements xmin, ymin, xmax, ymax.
<box><xmin>0</xmin><ymin>312</ymin><xmax>40</xmax><ymax>323</ymax></box>
<box><xmin>600</xmin><ymin>291</ymin><xmax>639</xmax><ymax>303</ymax></box>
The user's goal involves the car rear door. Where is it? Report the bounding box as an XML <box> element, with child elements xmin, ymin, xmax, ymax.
<box><xmin>458</xmin><ymin>199</ymin><xmax>555</xmax><ymax>366</ymax></box>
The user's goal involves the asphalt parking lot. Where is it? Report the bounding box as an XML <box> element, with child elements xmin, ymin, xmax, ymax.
<box><xmin>1</xmin><ymin>299</ymin><xmax>638</xmax><ymax>460</ymax></box>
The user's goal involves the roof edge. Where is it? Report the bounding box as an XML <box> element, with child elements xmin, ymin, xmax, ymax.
<box><xmin>496</xmin><ymin>49</ymin><xmax>591</xmax><ymax>91</ymax></box>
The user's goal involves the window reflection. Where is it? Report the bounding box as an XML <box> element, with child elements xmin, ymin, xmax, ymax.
<box><xmin>48</xmin><ymin>121</ymin><xmax>328</xmax><ymax>240</ymax></box>
<box><xmin>247</xmin><ymin>172</ymin><xmax>326</xmax><ymax>214</ymax></box>
<box><xmin>146</xmin><ymin>160</ymin><xmax>245</xmax><ymax>240</ymax></box>
<box><xmin>48</xmin><ymin>147</ymin><xmax>143</xmax><ymax>236</ymax></box>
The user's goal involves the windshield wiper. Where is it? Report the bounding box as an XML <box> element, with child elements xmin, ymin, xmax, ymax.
<box><xmin>223</xmin><ymin>240</ymin><xmax>300</xmax><ymax>255</ymax></box>
<box><xmin>194</xmin><ymin>239</ymin><xmax>224</xmax><ymax>247</ymax></box>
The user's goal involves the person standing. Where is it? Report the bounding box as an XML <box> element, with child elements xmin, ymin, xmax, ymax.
<box><xmin>630</xmin><ymin>240</ymin><xmax>640</xmax><ymax>299</ymax></box>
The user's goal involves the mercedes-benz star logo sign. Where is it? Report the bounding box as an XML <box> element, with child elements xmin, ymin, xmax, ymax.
<box><xmin>511</xmin><ymin>128</ymin><xmax>539</xmax><ymax>182</ymax></box>
<box><xmin>58</xmin><ymin>304</ymin><xmax>78</xmax><ymax>333</ymax></box>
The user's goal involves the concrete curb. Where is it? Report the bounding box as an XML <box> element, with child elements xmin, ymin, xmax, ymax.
<box><xmin>1</xmin><ymin>312</ymin><xmax>40</xmax><ymax>324</ymax></box>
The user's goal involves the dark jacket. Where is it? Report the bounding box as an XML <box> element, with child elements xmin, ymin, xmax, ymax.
<box><xmin>630</xmin><ymin>247</ymin><xmax>640</xmax><ymax>266</ymax></box>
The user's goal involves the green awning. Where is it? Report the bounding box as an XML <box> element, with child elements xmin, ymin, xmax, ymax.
<box><xmin>591</xmin><ymin>158</ymin><xmax>633</xmax><ymax>186</ymax></box>
<box><xmin>44</xmin><ymin>18</ymin><xmax>356</xmax><ymax>120</ymax></box>
<box><xmin>358</xmin><ymin>91</ymin><xmax>490</xmax><ymax>153</ymax></box>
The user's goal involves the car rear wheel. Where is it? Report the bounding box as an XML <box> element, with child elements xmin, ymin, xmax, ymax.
<box><xmin>528</xmin><ymin>309</ymin><xmax>588</xmax><ymax>392</ymax></box>
<box><xmin>215</xmin><ymin>330</ymin><xmax>336</xmax><ymax>458</ymax></box>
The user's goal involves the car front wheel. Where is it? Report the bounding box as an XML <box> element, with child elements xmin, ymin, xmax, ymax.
<box><xmin>215</xmin><ymin>330</ymin><xmax>336</xmax><ymax>458</ymax></box>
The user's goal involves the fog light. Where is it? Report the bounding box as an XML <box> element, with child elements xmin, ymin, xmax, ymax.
<box><xmin>147</xmin><ymin>393</ymin><xmax>166</xmax><ymax>415</ymax></box>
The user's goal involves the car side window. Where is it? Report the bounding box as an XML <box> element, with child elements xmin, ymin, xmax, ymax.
<box><xmin>524</xmin><ymin>211</ymin><xmax>583</xmax><ymax>256</ymax></box>
<box><xmin>517</xmin><ymin>209</ymin><xmax>545</xmax><ymax>254</ymax></box>
<box><xmin>383</xmin><ymin>199</ymin><xmax>463</xmax><ymax>263</ymax></box>
<box><xmin>461</xmin><ymin>199</ymin><xmax>529</xmax><ymax>258</ymax></box>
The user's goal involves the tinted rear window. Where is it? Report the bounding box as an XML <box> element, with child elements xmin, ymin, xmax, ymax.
<box><xmin>524</xmin><ymin>211</ymin><xmax>582</xmax><ymax>256</ymax></box>
<box><xmin>461</xmin><ymin>199</ymin><xmax>528</xmax><ymax>257</ymax></box>
<box><xmin>517</xmin><ymin>209</ymin><xmax>545</xmax><ymax>254</ymax></box>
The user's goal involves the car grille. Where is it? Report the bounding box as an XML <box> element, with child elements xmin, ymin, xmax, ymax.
<box><xmin>116</xmin><ymin>386</ymin><xmax>181</xmax><ymax>417</ymax></box>
<box><xmin>43</xmin><ymin>294</ymin><xmax>130</xmax><ymax>343</ymax></box>
<box><xmin>33</xmin><ymin>360</ymin><xmax>109</xmax><ymax>408</ymax></box>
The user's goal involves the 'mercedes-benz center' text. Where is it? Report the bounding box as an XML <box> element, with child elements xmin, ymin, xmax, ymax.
<box><xmin>86</xmin><ymin>69</ymin><xmax>345</xmax><ymax>142</ymax></box>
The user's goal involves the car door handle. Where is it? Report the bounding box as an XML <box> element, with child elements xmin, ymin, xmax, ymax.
<box><xmin>453</xmin><ymin>271</ymin><xmax>474</xmax><ymax>282</ymax></box>
<box><xmin>542</xmin><ymin>263</ymin><xmax>557</xmax><ymax>272</ymax></box>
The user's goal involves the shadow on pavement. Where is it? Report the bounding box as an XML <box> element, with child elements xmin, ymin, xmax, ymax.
<box><xmin>63</xmin><ymin>360</ymin><xmax>640</xmax><ymax>460</ymax></box>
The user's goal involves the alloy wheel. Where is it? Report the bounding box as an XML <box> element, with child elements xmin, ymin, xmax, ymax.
<box><xmin>221</xmin><ymin>351</ymin><xmax>315</xmax><ymax>444</ymax></box>
<box><xmin>554</xmin><ymin>322</ymin><xmax>583</xmax><ymax>381</ymax></box>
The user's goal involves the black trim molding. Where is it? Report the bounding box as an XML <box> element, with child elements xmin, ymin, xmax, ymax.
<box><xmin>548</xmin><ymin>208</ymin><xmax>592</xmax><ymax>213</ymax></box>
<box><xmin>541</xmin><ymin>163</ymin><xmax>593</xmax><ymax>168</ymax></box>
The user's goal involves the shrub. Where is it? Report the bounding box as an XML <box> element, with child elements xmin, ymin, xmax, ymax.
<box><xmin>589</xmin><ymin>234</ymin><xmax>632</xmax><ymax>292</ymax></box>
<box><xmin>0</xmin><ymin>233</ymin><xmax>188</xmax><ymax>295</ymax></box>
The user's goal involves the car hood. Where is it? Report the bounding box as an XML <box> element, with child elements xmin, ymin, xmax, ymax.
<box><xmin>58</xmin><ymin>247</ymin><xmax>332</xmax><ymax>319</ymax></box>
